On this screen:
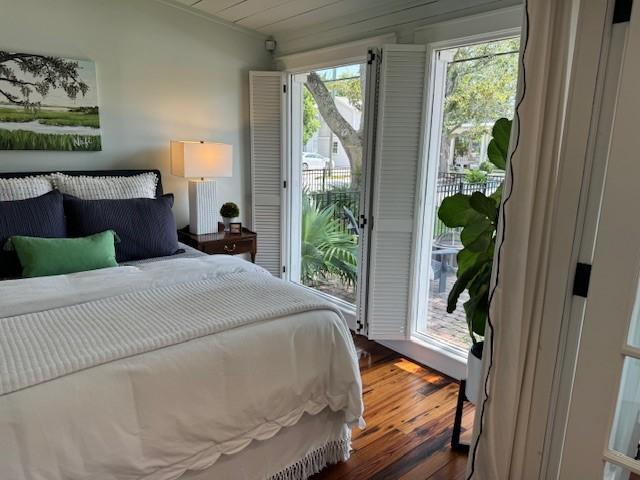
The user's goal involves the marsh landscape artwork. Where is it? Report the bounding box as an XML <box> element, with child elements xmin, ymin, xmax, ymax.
<box><xmin>0</xmin><ymin>51</ymin><xmax>101</xmax><ymax>151</ymax></box>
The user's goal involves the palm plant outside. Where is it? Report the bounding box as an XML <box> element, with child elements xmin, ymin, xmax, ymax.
<box><xmin>300</xmin><ymin>196</ymin><xmax>358</xmax><ymax>288</ymax></box>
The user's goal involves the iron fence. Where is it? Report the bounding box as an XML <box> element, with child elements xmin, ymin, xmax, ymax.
<box><xmin>433</xmin><ymin>176</ymin><xmax>502</xmax><ymax>238</ymax></box>
<box><xmin>302</xmin><ymin>167</ymin><xmax>352</xmax><ymax>192</ymax></box>
<box><xmin>301</xmin><ymin>168</ymin><xmax>503</xmax><ymax>238</ymax></box>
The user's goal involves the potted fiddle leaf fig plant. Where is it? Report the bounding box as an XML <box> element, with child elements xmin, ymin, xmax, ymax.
<box><xmin>437</xmin><ymin>117</ymin><xmax>511</xmax><ymax>404</ymax></box>
<box><xmin>220</xmin><ymin>202</ymin><xmax>239</xmax><ymax>232</ymax></box>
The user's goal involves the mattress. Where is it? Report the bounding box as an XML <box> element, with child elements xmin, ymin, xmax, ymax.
<box><xmin>0</xmin><ymin>255</ymin><xmax>364</xmax><ymax>480</ymax></box>
<box><xmin>121</xmin><ymin>242</ymin><xmax>205</xmax><ymax>265</ymax></box>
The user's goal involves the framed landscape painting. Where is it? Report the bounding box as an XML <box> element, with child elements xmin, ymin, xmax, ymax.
<box><xmin>0</xmin><ymin>51</ymin><xmax>101</xmax><ymax>151</ymax></box>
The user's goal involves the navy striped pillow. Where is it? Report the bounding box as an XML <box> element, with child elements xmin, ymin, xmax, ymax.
<box><xmin>64</xmin><ymin>194</ymin><xmax>179</xmax><ymax>262</ymax></box>
<box><xmin>0</xmin><ymin>190</ymin><xmax>66</xmax><ymax>278</ymax></box>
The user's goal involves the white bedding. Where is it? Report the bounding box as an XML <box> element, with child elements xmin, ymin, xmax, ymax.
<box><xmin>0</xmin><ymin>256</ymin><xmax>364</xmax><ymax>480</ymax></box>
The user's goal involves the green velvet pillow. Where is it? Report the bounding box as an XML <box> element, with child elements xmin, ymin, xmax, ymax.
<box><xmin>5</xmin><ymin>230</ymin><xmax>120</xmax><ymax>278</ymax></box>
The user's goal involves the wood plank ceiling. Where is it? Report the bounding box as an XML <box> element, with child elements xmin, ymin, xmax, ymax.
<box><xmin>173</xmin><ymin>0</ymin><xmax>520</xmax><ymax>45</ymax></box>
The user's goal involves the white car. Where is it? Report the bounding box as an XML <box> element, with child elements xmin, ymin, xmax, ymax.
<box><xmin>302</xmin><ymin>152</ymin><xmax>330</xmax><ymax>170</ymax></box>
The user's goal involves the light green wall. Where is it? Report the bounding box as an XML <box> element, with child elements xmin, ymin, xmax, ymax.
<box><xmin>0</xmin><ymin>0</ymin><xmax>272</xmax><ymax>227</ymax></box>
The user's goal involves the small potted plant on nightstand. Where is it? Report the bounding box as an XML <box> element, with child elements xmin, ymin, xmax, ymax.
<box><xmin>220</xmin><ymin>202</ymin><xmax>239</xmax><ymax>232</ymax></box>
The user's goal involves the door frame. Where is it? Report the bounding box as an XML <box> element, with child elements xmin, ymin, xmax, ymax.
<box><xmin>281</xmin><ymin>60</ymin><xmax>371</xmax><ymax>331</ymax></box>
<box><xmin>558</xmin><ymin>2</ymin><xmax>640</xmax><ymax>475</ymax></box>
<box><xmin>543</xmin><ymin>12</ymin><xmax>626</xmax><ymax>478</ymax></box>
<box><xmin>498</xmin><ymin>0</ymin><xmax>618</xmax><ymax>476</ymax></box>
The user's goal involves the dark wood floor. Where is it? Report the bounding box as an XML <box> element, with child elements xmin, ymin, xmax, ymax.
<box><xmin>313</xmin><ymin>335</ymin><xmax>473</xmax><ymax>480</ymax></box>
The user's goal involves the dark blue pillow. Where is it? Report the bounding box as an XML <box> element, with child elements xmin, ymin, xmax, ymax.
<box><xmin>0</xmin><ymin>190</ymin><xmax>67</xmax><ymax>278</ymax></box>
<box><xmin>64</xmin><ymin>194</ymin><xmax>179</xmax><ymax>262</ymax></box>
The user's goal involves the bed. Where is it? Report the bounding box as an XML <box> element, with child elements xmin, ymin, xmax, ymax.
<box><xmin>0</xmin><ymin>170</ymin><xmax>364</xmax><ymax>480</ymax></box>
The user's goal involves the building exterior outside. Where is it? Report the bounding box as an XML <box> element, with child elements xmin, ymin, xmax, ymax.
<box><xmin>304</xmin><ymin>96</ymin><xmax>361</xmax><ymax>168</ymax></box>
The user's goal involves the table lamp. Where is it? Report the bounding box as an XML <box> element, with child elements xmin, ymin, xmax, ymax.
<box><xmin>171</xmin><ymin>140</ymin><xmax>233</xmax><ymax>235</ymax></box>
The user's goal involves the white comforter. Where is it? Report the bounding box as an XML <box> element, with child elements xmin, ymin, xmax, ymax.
<box><xmin>0</xmin><ymin>256</ymin><xmax>364</xmax><ymax>480</ymax></box>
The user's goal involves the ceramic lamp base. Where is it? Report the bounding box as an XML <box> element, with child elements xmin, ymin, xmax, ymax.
<box><xmin>188</xmin><ymin>179</ymin><xmax>217</xmax><ymax>235</ymax></box>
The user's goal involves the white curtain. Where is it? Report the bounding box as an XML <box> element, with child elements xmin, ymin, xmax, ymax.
<box><xmin>467</xmin><ymin>0</ymin><xmax>580</xmax><ymax>478</ymax></box>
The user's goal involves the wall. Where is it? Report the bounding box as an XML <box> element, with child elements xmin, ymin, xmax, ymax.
<box><xmin>0</xmin><ymin>0</ymin><xmax>272</xmax><ymax>227</ymax></box>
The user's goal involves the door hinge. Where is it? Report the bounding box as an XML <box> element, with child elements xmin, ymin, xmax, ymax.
<box><xmin>283</xmin><ymin>84</ymin><xmax>287</xmax><ymax>93</ymax></box>
<box><xmin>613</xmin><ymin>0</ymin><xmax>633</xmax><ymax>23</ymax></box>
<box><xmin>282</xmin><ymin>265</ymin><xmax>286</xmax><ymax>274</ymax></box>
<box><xmin>367</xmin><ymin>50</ymin><xmax>376</xmax><ymax>65</ymax></box>
<box><xmin>572</xmin><ymin>262</ymin><xmax>592</xmax><ymax>298</ymax></box>
<box><xmin>359</xmin><ymin>214</ymin><xmax>367</xmax><ymax>229</ymax></box>
<box><xmin>283</xmin><ymin>180</ymin><xmax>287</xmax><ymax>188</ymax></box>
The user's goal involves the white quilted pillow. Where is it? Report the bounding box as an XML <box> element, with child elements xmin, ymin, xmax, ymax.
<box><xmin>0</xmin><ymin>175</ymin><xmax>54</xmax><ymax>201</ymax></box>
<box><xmin>52</xmin><ymin>172</ymin><xmax>158</xmax><ymax>199</ymax></box>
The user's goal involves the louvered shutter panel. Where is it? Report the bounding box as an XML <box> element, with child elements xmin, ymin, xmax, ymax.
<box><xmin>250</xmin><ymin>71</ymin><xmax>284</xmax><ymax>277</ymax></box>
<box><xmin>366</xmin><ymin>45</ymin><xmax>427</xmax><ymax>340</ymax></box>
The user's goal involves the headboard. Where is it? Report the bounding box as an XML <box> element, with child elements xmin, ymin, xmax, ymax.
<box><xmin>0</xmin><ymin>169</ymin><xmax>164</xmax><ymax>197</ymax></box>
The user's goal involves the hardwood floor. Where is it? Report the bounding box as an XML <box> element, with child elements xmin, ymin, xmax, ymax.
<box><xmin>313</xmin><ymin>335</ymin><xmax>474</xmax><ymax>480</ymax></box>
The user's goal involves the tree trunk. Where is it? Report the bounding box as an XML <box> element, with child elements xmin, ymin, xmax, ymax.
<box><xmin>305</xmin><ymin>72</ymin><xmax>363</xmax><ymax>176</ymax></box>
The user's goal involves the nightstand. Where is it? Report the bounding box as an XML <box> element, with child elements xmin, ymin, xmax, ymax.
<box><xmin>178</xmin><ymin>223</ymin><xmax>257</xmax><ymax>263</ymax></box>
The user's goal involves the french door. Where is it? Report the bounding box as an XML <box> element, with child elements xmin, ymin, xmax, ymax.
<box><xmin>284</xmin><ymin>62</ymin><xmax>370</xmax><ymax>311</ymax></box>
<box><xmin>560</xmin><ymin>5</ymin><xmax>640</xmax><ymax>478</ymax></box>
<box><xmin>251</xmin><ymin>45</ymin><xmax>429</xmax><ymax>338</ymax></box>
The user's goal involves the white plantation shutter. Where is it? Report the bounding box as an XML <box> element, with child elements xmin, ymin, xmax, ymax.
<box><xmin>366</xmin><ymin>45</ymin><xmax>428</xmax><ymax>340</ymax></box>
<box><xmin>250</xmin><ymin>71</ymin><xmax>285</xmax><ymax>277</ymax></box>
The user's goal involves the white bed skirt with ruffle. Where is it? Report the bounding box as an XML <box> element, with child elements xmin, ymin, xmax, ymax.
<box><xmin>179</xmin><ymin>409</ymin><xmax>353</xmax><ymax>480</ymax></box>
<box><xmin>270</xmin><ymin>428</ymin><xmax>351</xmax><ymax>480</ymax></box>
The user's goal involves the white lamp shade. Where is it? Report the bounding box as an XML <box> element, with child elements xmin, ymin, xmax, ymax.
<box><xmin>171</xmin><ymin>141</ymin><xmax>233</xmax><ymax>178</ymax></box>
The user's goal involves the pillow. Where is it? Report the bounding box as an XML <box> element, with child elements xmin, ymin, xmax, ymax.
<box><xmin>0</xmin><ymin>175</ymin><xmax>53</xmax><ymax>201</ymax></box>
<box><xmin>6</xmin><ymin>230</ymin><xmax>119</xmax><ymax>278</ymax></box>
<box><xmin>64</xmin><ymin>194</ymin><xmax>179</xmax><ymax>262</ymax></box>
<box><xmin>52</xmin><ymin>172</ymin><xmax>158</xmax><ymax>200</ymax></box>
<box><xmin>0</xmin><ymin>190</ymin><xmax>66</xmax><ymax>278</ymax></box>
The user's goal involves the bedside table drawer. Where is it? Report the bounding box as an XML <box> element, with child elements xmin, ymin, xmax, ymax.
<box><xmin>203</xmin><ymin>238</ymin><xmax>254</xmax><ymax>256</ymax></box>
<box><xmin>177</xmin><ymin>225</ymin><xmax>257</xmax><ymax>263</ymax></box>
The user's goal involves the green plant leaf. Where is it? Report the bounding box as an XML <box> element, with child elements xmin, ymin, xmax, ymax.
<box><xmin>438</xmin><ymin>193</ymin><xmax>481</xmax><ymax>228</ymax></box>
<box><xmin>446</xmin><ymin>260</ymin><xmax>484</xmax><ymax>313</ymax></box>
<box><xmin>492</xmin><ymin>117</ymin><xmax>511</xmax><ymax>150</ymax></box>
<box><xmin>490</xmin><ymin>184</ymin><xmax>503</xmax><ymax>203</ymax></box>
<box><xmin>487</xmin><ymin>142</ymin><xmax>502</xmax><ymax>169</ymax></box>
<box><xmin>463</xmin><ymin>293</ymin><xmax>487</xmax><ymax>339</ymax></box>
<box><xmin>460</xmin><ymin>216</ymin><xmax>493</xmax><ymax>248</ymax></box>
<box><xmin>466</xmin><ymin>232</ymin><xmax>493</xmax><ymax>253</ymax></box>
<box><xmin>463</xmin><ymin>265</ymin><xmax>491</xmax><ymax>338</ymax></box>
<box><xmin>446</xmin><ymin>276</ymin><xmax>469</xmax><ymax>314</ymax></box>
<box><xmin>487</xmin><ymin>117</ymin><xmax>512</xmax><ymax>170</ymax></box>
<box><xmin>469</xmin><ymin>191</ymin><xmax>498</xmax><ymax>222</ymax></box>
<box><xmin>456</xmin><ymin>249</ymin><xmax>479</xmax><ymax>277</ymax></box>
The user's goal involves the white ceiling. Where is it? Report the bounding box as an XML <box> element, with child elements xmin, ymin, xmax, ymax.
<box><xmin>176</xmin><ymin>0</ymin><xmax>415</xmax><ymax>36</ymax></box>
<box><xmin>176</xmin><ymin>0</ymin><xmax>501</xmax><ymax>35</ymax></box>
<box><xmin>173</xmin><ymin>0</ymin><xmax>522</xmax><ymax>53</ymax></box>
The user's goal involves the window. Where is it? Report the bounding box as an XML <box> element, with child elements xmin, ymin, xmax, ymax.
<box><xmin>415</xmin><ymin>36</ymin><xmax>520</xmax><ymax>355</ymax></box>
